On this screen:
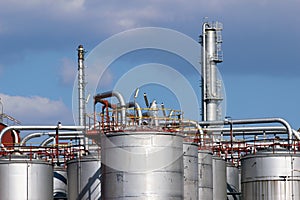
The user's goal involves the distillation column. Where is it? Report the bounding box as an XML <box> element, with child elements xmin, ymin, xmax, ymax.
<box><xmin>77</xmin><ymin>45</ymin><xmax>87</xmax><ymax>147</ymax></box>
<box><xmin>199</xmin><ymin>21</ymin><xmax>226</xmax><ymax>200</ymax></box>
<box><xmin>200</xmin><ymin>22</ymin><xmax>223</xmax><ymax>122</ymax></box>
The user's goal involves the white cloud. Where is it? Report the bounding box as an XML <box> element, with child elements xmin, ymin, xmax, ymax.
<box><xmin>0</xmin><ymin>0</ymin><xmax>299</xmax><ymax>76</ymax></box>
<box><xmin>0</xmin><ymin>0</ymin><xmax>85</xmax><ymax>14</ymax></box>
<box><xmin>0</xmin><ymin>93</ymin><xmax>73</xmax><ymax>125</ymax></box>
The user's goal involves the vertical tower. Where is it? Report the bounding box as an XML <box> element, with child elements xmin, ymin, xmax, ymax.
<box><xmin>77</xmin><ymin>45</ymin><xmax>86</xmax><ymax>127</ymax></box>
<box><xmin>77</xmin><ymin>45</ymin><xmax>87</xmax><ymax>149</ymax></box>
<box><xmin>200</xmin><ymin>21</ymin><xmax>223</xmax><ymax>121</ymax></box>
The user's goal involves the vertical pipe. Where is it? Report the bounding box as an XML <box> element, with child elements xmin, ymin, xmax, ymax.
<box><xmin>56</xmin><ymin>127</ymin><xmax>59</xmax><ymax>165</ymax></box>
<box><xmin>78</xmin><ymin>45</ymin><xmax>86</xmax><ymax>147</ymax></box>
<box><xmin>229</xmin><ymin>121</ymin><xmax>233</xmax><ymax>163</ymax></box>
<box><xmin>0</xmin><ymin>98</ymin><xmax>3</xmax><ymax>123</ymax></box>
<box><xmin>201</xmin><ymin>23</ymin><xmax>208</xmax><ymax>121</ymax></box>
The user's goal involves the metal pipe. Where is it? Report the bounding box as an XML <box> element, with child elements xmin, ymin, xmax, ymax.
<box><xmin>204</xmin><ymin>126</ymin><xmax>287</xmax><ymax>133</ymax></box>
<box><xmin>230</xmin><ymin>118</ymin><xmax>293</xmax><ymax>146</ymax></box>
<box><xmin>143</xmin><ymin>93</ymin><xmax>149</xmax><ymax>108</ymax></box>
<box><xmin>94</xmin><ymin>91</ymin><xmax>126</xmax><ymax>125</ymax></box>
<box><xmin>40</xmin><ymin>135</ymin><xmax>84</xmax><ymax>146</ymax></box>
<box><xmin>182</xmin><ymin>119</ymin><xmax>202</xmax><ymax>131</ymax></box>
<box><xmin>97</xmin><ymin>100</ymin><xmax>142</xmax><ymax>125</ymax></box>
<box><xmin>128</xmin><ymin>102</ymin><xmax>142</xmax><ymax>125</ymax></box>
<box><xmin>20</xmin><ymin>132</ymin><xmax>46</xmax><ymax>146</ymax></box>
<box><xmin>182</xmin><ymin>119</ymin><xmax>203</xmax><ymax>144</ymax></box>
<box><xmin>199</xmin><ymin>118</ymin><xmax>294</xmax><ymax>146</ymax></box>
<box><xmin>229</xmin><ymin>120</ymin><xmax>233</xmax><ymax>162</ymax></box>
<box><xmin>40</xmin><ymin>137</ymin><xmax>55</xmax><ymax>147</ymax></box>
<box><xmin>161</xmin><ymin>103</ymin><xmax>166</xmax><ymax>117</ymax></box>
<box><xmin>0</xmin><ymin>98</ymin><xmax>3</xmax><ymax>123</ymax></box>
<box><xmin>292</xmin><ymin>129</ymin><xmax>300</xmax><ymax>140</ymax></box>
<box><xmin>204</xmin><ymin>126</ymin><xmax>289</xmax><ymax>138</ymax></box>
<box><xmin>0</xmin><ymin>125</ymin><xmax>85</xmax><ymax>145</ymax></box>
<box><xmin>20</xmin><ymin>131</ymin><xmax>84</xmax><ymax>146</ymax></box>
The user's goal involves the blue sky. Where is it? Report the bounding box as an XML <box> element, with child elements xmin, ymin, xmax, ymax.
<box><xmin>0</xmin><ymin>0</ymin><xmax>299</xmax><ymax>129</ymax></box>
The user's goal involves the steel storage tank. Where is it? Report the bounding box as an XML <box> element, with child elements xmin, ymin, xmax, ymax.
<box><xmin>101</xmin><ymin>131</ymin><xmax>184</xmax><ymax>199</ymax></box>
<box><xmin>241</xmin><ymin>150</ymin><xmax>300</xmax><ymax>200</ymax></box>
<box><xmin>67</xmin><ymin>155</ymin><xmax>101</xmax><ymax>200</ymax></box>
<box><xmin>213</xmin><ymin>156</ymin><xmax>227</xmax><ymax>200</ymax></box>
<box><xmin>0</xmin><ymin>155</ymin><xmax>53</xmax><ymax>200</ymax></box>
<box><xmin>183</xmin><ymin>142</ymin><xmax>198</xmax><ymax>200</ymax></box>
<box><xmin>198</xmin><ymin>150</ymin><xmax>213</xmax><ymax>200</ymax></box>
<box><xmin>53</xmin><ymin>166</ymin><xmax>68</xmax><ymax>199</ymax></box>
<box><xmin>226</xmin><ymin>163</ymin><xmax>241</xmax><ymax>200</ymax></box>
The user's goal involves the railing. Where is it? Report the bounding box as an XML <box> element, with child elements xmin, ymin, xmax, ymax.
<box><xmin>90</xmin><ymin>107</ymin><xmax>183</xmax><ymax>134</ymax></box>
<box><xmin>0</xmin><ymin>142</ymin><xmax>90</xmax><ymax>166</ymax></box>
<box><xmin>211</xmin><ymin>137</ymin><xmax>300</xmax><ymax>166</ymax></box>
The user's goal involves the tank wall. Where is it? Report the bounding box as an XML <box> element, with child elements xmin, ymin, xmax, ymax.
<box><xmin>67</xmin><ymin>156</ymin><xmax>101</xmax><ymax>200</ymax></box>
<box><xmin>226</xmin><ymin>163</ymin><xmax>241</xmax><ymax>200</ymax></box>
<box><xmin>198</xmin><ymin>150</ymin><xmax>213</xmax><ymax>200</ymax></box>
<box><xmin>183</xmin><ymin>142</ymin><xmax>198</xmax><ymax>200</ymax></box>
<box><xmin>213</xmin><ymin>156</ymin><xmax>227</xmax><ymax>200</ymax></box>
<box><xmin>241</xmin><ymin>153</ymin><xmax>300</xmax><ymax>200</ymax></box>
<box><xmin>0</xmin><ymin>159</ymin><xmax>53</xmax><ymax>200</ymax></box>
<box><xmin>101</xmin><ymin>132</ymin><xmax>184</xmax><ymax>199</ymax></box>
<box><xmin>53</xmin><ymin>167</ymin><xmax>67</xmax><ymax>199</ymax></box>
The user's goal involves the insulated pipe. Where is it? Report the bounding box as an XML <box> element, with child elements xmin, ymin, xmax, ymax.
<box><xmin>0</xmin><ymin>125</ymin><xmax>85</xmax><ymax>145</ymax></box>
<box><xmin>182</xmin><ymin>119</ymin><xmax>202</xmax><ymax>131</ymax></box>
<box><xmin>20</xmin><ymin>132</ymin><xmax>46</xmax><ymax>146</ymax></box>
<box><xmin>40</xmin><ymin>135</ymin><xmax>85</xmax><ymax>146</ymax></box>
<box><xmin>12</xmin><ymin>130</ymin><xmax>19</xmax><ymax>145</ymax></box>
<box><xmin>134</xmin><ymin>102</ymin><xmax>142</xmax><ymax>125</ymax></box>
<box><xmin>292</xmin><ymin>129</ymin><xmax>300</xmax><ymax>140</ymax></box>
<box><xmin>204</xmin><ymin>126</ymin><xmax>287</xmax><ymax>136</ymax></box>
<box><xmin>20</xmin><ymin>131</ymin><xmax>84</xmax><ymax>146</ymax></box>
<box><xmin>94</xmin><ymin>91</ymin><xmax>126</xmax><ymax>125</ymax></box>
<box><xmin>198</xmin><ymin>118</ymin><xmax>293</xmax><ymax>147</ymax></box>
<box><xmin>126</xmin><ymin>102</ymin><xmax>142</xmax><ymax>125</ymax></box>
<box><xmin>182</xmin><ymin>119</ymin><xmax>204</xmax><ymax>144</ymax></box>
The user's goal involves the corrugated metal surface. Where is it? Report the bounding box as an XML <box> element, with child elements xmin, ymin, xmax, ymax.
<box><xmin>241</xmin><ymin>151</ymin><xmax>300</xmax><ymax>200</ymax></box>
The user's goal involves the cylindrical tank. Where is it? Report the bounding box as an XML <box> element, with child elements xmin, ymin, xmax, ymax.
<box><xmin>67</xmin><ymin>155</ymin><xmax>101</xmax><ymax>200</ymax></box>
<box><xmin>198</xmin><ymin>150</ymin><xmax>213</xmax><ymax>200</ymax></box>
<box><xmin>0</xmin><ymin>156</ymin><xmax>53</xmax><ymax>200</ymax></box>
<box><xmin>241</xmin><ymin>150</ymin><xmax>300</xmax><ymax>200</ymax></box>
<box><xmin>101</xmin><ymin>131</ymin><xmax>184</xmax><ymax>199</ymax></box>
<box><xmin>183</xmin><ymin>142</ymin><xmax>198</xmax><ymax>200</ymax></box>
<box><xmin>53</xmin><ymin>166</ymin><xmax>67</xmax><ymax>199</ymax></box>
<box><xmin>213</xmin><ymin>156</ymin><xmax>227</xmax><ymax>200</ymax></box>
<box><xmin>226</xmin><ymin>163</ymin><xmax>241</xmax><ymax>200</ymax></box>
